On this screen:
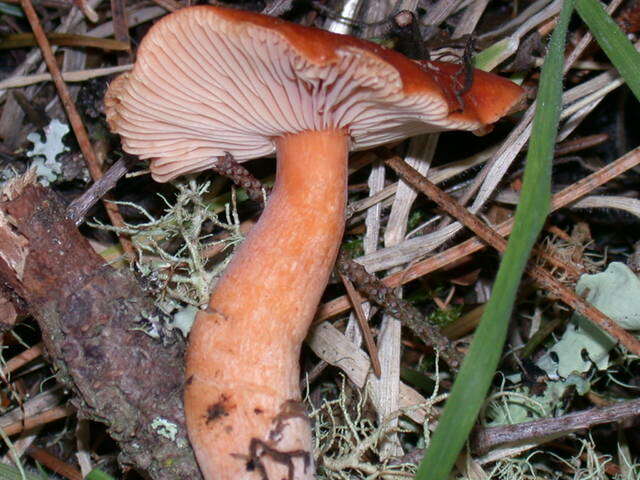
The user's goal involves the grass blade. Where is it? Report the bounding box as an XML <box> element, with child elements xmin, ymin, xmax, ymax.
<box><xmin>85</xmin><ymin>468</ymin><xmax>117</xmax><ymax>480</ymax></box>
<box><xmin>473</xmin><ymin>36</ymin><xmax>520</xmax><ymax>71</ymax></box>
<box><xmin>414</xmin><ymin>1</ymin><xmax>574</xmax><ymax>479</ymax></box>
<box><xmin>576</xmin><ymin>0</ymin><xmax>640</xmax><ymax>100</ymax></box>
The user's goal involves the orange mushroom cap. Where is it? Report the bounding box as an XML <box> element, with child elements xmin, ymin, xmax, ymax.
<box><xmin>105</xmin><ymin>5</ymin><xmax>523</xmax><ymax>183</ymax></box>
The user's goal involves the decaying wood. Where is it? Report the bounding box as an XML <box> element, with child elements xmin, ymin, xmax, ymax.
<box><xmin>0</xmin><ymin>291</ymin><xmax>20</xmax><ymax>330</ymax></box>
<box><xmin>0</xmin><ymin>176</ymin><xmax>201</xmax><ymax>480</ymax></box>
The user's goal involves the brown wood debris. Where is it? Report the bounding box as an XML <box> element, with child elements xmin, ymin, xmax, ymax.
<box><xmin>0</xmin><ymin>175</ymin><xmax>201</xmax><ymax>480</ymax></box>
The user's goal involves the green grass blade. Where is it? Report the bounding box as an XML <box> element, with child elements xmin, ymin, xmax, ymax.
<box><xmin>414</xmin><ymin>1</ymin><xmax>574</xmax><ymax>479</ymax></box>
<box><xmin>85</xmin><ymin>469</ymin><xmax>116</xmax><ymax>480</ymax></box>
<box><xmin>576</xmin><ymin>0</ymin><xmax>640</xmax><ymax>100</ymax></box>
<box><xmin>473</xmin><ymin>36</ymin><xmax>519</xmax><ymax>71</ymax></box>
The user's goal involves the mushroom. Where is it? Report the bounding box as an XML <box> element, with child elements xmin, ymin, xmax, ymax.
<box><xmin>104</xmin><ymin>6</ymin><xmax>523</xmax><ymax>480</ymax></box>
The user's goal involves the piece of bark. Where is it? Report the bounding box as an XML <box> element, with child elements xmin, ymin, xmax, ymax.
<box><xmin>0</xmin><ymin>290</ymin><xmax>20</xmax><ymax>330</ymax></box>
<box><xmin>0</xmin><ymin>175</ymin><xmax>200</xmax><ymax>480</ymax></box>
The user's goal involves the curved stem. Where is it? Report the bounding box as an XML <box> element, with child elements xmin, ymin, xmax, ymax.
<box><xmin>185</xmin><ymin>129</ymin><xmax>349</xmax><ymax>480</ymax></box>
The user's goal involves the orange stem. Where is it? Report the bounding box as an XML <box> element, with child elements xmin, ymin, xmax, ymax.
<box><xmin>185</xmin><ymin>129</ymin><xmax>348</xmax><ymax>480</ymax></box>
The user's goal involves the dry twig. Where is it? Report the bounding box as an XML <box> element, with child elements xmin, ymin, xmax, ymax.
<box><xmin>472</xmin><ymin>398</ymin><xmax>640</xmax><ymax>454</ymax></box>
<box><xmin>336</xmin><ymin>253</ymin><xmax>463</xmax><ymax>369</ymax></box>
<box><xmin>0</xmin><ymin>65</ymin><xmax>133</xmax><ymax>90</ymax></box>
<box><xmin>2</xmin><ymin>406</ymin><xmax>75</xmax><ymax>436</ymax></box>
<box><xmin>67</xmin><ymin>157</ymin><xmax>130</xmax><ymax>225</ymax></box>
<box><xmin>19</xmin><ymin>0</ymin><xmax>135</xmax><ymax>259</ymax></box>
<box><xmin>27</xmin><ymin>446</ymin><xmax>83</xmax><ymax>480</ymax></box>
<box><xmin>316</xmin><ymin>146</ymin><xmax>640</xmax><ymax>323</ymax></box>
<box><xmin>151</xmin><ymin>0</ymin><xmax>183</xmax><ymax>12</ymax></box>
<box><xmin>385</xmin><ymin>155</ymin><xmax>640</xmax><ymax>356</ymax></box>
<box><xmin>109</xmin><ymin>0</ymin><xmax>132</xmax><ymax>65</ymax></box>
<box><xmin>337</xmin><ymin>271</ymin><xmax>381</xmax><ymax>377</ymax></box>
<box><xmin>2</xmin><ymin>343</ymin><xmax>44</xmax><ymax>378</ymax></box>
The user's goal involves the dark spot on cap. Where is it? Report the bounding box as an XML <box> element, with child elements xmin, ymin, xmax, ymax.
<box><xmin>205</xmin><ymin>394</ymin><xmax>232</xmax><ymax>424</ymax></box>
<box><xmin>254</xmin><ymin>408</ymin><xmax>264</xmax><ymax>415</ymax></box>
<box><xmin>186</xmin><ymin>375</ymin><xmax>194</xmax><ymax>386</ymax></box>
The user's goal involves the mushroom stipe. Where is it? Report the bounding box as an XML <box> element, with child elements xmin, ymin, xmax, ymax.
<box><xmin>104</xmin><ymin>6</ymin><xmax>524</xmax><ymax>480</ymax></box>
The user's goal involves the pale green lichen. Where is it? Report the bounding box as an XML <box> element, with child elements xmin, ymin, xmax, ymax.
<box><xmin>91</xmin><ymin>179</ymin><xmax>243</xmax><ymax>337</ymax></box>
<box><xmin>150</xmin><ymin>417</ymin><xmax>178</xmax><ymax>441</ymax></box>
<box><xmin>311</xmin><ymin>377</ymin><xmax>438</xmax><ymax>480</ymax></box>
<box><xmin>537</xmin><ymin>262</ymin><xmax>640</xmax><ymax>379</ymax></box>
